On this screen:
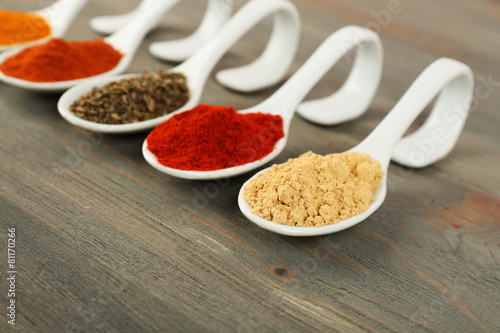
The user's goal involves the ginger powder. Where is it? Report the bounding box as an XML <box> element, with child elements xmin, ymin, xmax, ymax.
<box><xmin>243</xmin><ymin>151</ymin><xmax>384</xmax><ymax>227</ymax></box>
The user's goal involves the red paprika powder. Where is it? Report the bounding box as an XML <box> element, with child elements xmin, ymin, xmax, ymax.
<box><xmin>146</xmin><ymin>104</ymin><xmax>285</xmax><ymax>171</ymax></box>
<box><xmin>0</xmin><ymin>38</ymin><xmax>122</xmax><ymax>82</ymax></box>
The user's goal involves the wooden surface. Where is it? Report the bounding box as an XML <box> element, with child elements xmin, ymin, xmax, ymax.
<box><xmin>1</xmin><ymin>0</ymin><xmax>499</xmax><ymax>332</ymax></box>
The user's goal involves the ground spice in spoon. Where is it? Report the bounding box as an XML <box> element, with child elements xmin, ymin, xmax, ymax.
<box><xmin>0</xmin><ymin>10</ymin><xmax>51</xmax><ymax>46</ymax></box>
<box><xmin>244</xmin><ymin>151</ymin><xmax>383</xmax><ymax>227</ymax></box>
<box><xmin>146</xmin><ymin>104</ymin><xmax>285</xmax><ymax>171</ymax></box>
<box><xmin>70</xmin><ymin>70</ymin><xmax>189</xmax><ymax>124</ymax></box>
<box><xmin>0</xmin><ymin>38</ymin><xmax>122</xmax><ymax>82</ymax></box>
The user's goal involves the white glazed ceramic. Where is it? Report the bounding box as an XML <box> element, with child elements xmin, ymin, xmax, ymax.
<box><xmin>296</xmin><ymin>27</ymin><xmax>384</xmax><ymax>125</ymax></box>
<box><xmin>91</xmin><ymin>0</ymin><xmax>233</xmax><ymax>63</ymax></box>
<box><xmin>0</xmin><ymin>0</ymin><xmax>88</xmax><ymax>52</ymax></box>
<box><xmin>149</xmin><ymin>0</ymin><xmax>235</xmax><ymax>62</ymax></box>
<box><xmin>142</xmin><ymin>25</ymin><xmax>382</xmax><ymax>180</ymax></box>
<box><xmin>89</xmin><ymin>0</ymin><xmax>157</xmax><ymax>34</ymax></box>
<box><xmin>58</xmin><ymin>0</ymin><xmax>301</xmax><ymax>133</ymax></box>
<box><xmin>238</xmin><ymin>58</ymin><xmax>474</xmax><ymax>236</ymax></box>
<box><xmin>0</xmin><ymin>0</ymin><xmax>179</xmax><ymax>92</ymax></box>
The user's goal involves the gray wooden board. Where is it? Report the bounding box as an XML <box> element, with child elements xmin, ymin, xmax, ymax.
<box><xmin>0</xmin><ymin>0</ymin><xmax>499</xmax><ymax>332</ymax></box>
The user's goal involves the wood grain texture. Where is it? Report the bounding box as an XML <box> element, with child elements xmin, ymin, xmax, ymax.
<box><xmin>0</xmin><ymin>0</ymin><xmax>499</xmax><ymax>332</ymax></box>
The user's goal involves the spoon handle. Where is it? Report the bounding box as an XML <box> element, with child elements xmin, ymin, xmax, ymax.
<box><xmin>38</xmin><ymin>0</ymin><xmax>89</xmax><ymax>37</ymax></box>
<box><xmin>295</xmin><ymin>29</ymin><xmax>383</xmax><ymax>126</ymax></box>
<box><xmin>254</xmin><ymin>26</ymin><xmax>382</xmax><ymax>126</ymax></box>
<box><xmin>354</xmin><ymin>58</ymin><xmax>474</xmax><ymax>171</ymax></box>
<box><xmin>149</xmin><ymin>0</ymin><xmax>235</xmax><ymax>63</ymax></box>
<box><xmin>176</xmin><ymin>0</ymin><xmax>300</xmax><ymax>93</ymax></box>
<box><xmin>105</xmin><ymin>0</ymin><xmax>180</xmax><ymax>55</ymax></box>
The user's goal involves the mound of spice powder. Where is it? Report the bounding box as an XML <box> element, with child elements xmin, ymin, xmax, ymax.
<box><xmin>146</xmin><ymin>104</ymin><xmax>285</xmax><ymax>171</ymax></box>
<box><xmin>70</xmin><ymin>70</ymin><xmax>189</xmax><ymax>124</ymax></box>
<box><xmin>0</xmin><ymin>10</ymin><xmax>51</xmax><ymax>46</ymax></box>
<box><xmin>0</xmin><ymin>38</ymin><xmax>122</xmax><ymax>82</ymax></box>
<box><xmin>244</xmin><ymin>151</ymin><xmax>383</xmax><ymax>227</ymax></box>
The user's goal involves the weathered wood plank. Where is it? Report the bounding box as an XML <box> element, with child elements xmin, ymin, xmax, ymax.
<box><xmin>0</xmin><ymin>0</ymin><xmax>499</xmax><ymax>332</ymax></box>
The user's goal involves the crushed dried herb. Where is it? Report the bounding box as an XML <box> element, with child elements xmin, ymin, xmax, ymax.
<box><xmin>70</xmin><ymin>70</ymin><xmax>190</xmax><ymax>124</ymax></box>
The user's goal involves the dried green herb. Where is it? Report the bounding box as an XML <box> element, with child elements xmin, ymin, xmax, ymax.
<box><xmin>69</xmin><ymin>70</ymin><xmax>190</xmax><ymax>124</ymax></box>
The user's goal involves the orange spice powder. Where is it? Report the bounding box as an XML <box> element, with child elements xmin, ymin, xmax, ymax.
<box><xmin>0</xmin><ymin>9</ymin><xmax>51</xmax><ymax>46</ymax></box>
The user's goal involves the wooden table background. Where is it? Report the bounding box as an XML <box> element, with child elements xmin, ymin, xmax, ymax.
<box><xmin>1</xmin><ymin>0</ymin><xmax>499</xmax><ymax>332</ymax></box>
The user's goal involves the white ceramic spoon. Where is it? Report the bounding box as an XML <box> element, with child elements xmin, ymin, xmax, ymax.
<box><xmin>91</xmin><ymin>0</ymin><xmax>233</xmax><ymax>62</ymax></box>
<box><xmin>0</xmin><ymin>0</ymin><xmax>88</xmax><ymax>52</ymax></box>
<box><xmin>58</xmin><ymin>0</ymin><xmax>301</xmax><ymax>133</ymax></box>
<box><xmin>89</xmin><ymin>0</ymin><xmax>157</xmax><ymax>35</ymax></box>
<box><xmin>143</xmin><ymin>25</ymin><xmax>383</xmax><ymax>180</ymax></box>
<box><xmin>0</xmin><ymin>0</ymin><xmax>179</xmax><ymax>92</ymax></box>
<box><xmin>239</xmin><ymin>58</ymin><xmax>474</xmax><ymax>236</ymax></box>
<box><xmin>150</xmin><ymin>0</ymin><xmax>235</xmax><ymax>62</ymax></box>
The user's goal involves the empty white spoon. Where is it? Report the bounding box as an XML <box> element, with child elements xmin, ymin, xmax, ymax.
<box><xmin>58</xmin><ymin>0</ymin><xmax>301</xmax><ymax>133</ymax></box>
<box><xmin>0</xmin><ymin>0</ymin><xmax>179</xmax><ymax>92</ymax></box>
<box><xmin>91</xmin><ymin>0</ymin><xmax>234</xmax><ymax>62</ymax></box>
<box><xmin>151</xmin><ymin>0</ymin><xmax>235</xmax><ymax>62</ymax></box>
<box><xmin>143</xmin><ymin>25</ymin><xmax>383</xmax><ymax>180</ymax></box>
<box><xmin>89</xmin><ymin>0</ymin><xmax>157</xmax><ymax>35</ymax></box>
<box><xmin>239</xmin><ymin>58</ymin><xmax>474</xmax><ymax>236</ymax></box>
<box><xmin>0</xmin><ymin>0</ymin><xmax>88</xmax><ymax>52</ymax></box>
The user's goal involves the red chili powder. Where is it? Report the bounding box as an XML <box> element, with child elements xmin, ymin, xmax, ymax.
<box><xmin>146</xmin><ymin>104</ymin><xmax>285</xmax><ymax>171</ymax></box>
<box><xmin>0</xmin><ymin>38</ymin><xmax>123</xmax><ymax>82</ymax></box>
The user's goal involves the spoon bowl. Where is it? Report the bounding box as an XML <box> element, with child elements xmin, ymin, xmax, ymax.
<box><xmin>143</xmin><ymin>25</ymin><xmax>382</xmax><ymax>179</ymax></box>
<box><xmin>0</xmin><ymin>0</ymin><xmax>180</xmax><ymax>92</ymax></box>
<box><xmin>238</xmin><ymin>58</ymin><xmax>474</xmax><ymax>236</ymax></box>
<box><xmin>58</xmin><ymin>71</ymin><xmax>204</xmax><ymax>133</ymax></box>
<box><xmin>143</xmin><ymin>114</ymin><xmax>289</xmax><ymax>180</ymax></box>
<box><xmin>239</xmin><ymin>167</ymin><xmax>387</xmax><ymax>236</ymax></box>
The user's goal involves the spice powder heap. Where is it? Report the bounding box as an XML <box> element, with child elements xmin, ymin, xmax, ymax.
<box><xmin>146</xmin><ymin>104</ymin><xmax>284</xmax><ymax>171</ymax></box>
<box><xmin>244</xmin><ymin>151</ymin><xmax>384</xmax><ymax>227</ymax></box>
<box><xmin>0</xmin><ymin>10</ymin><xmax>51</xmax><ymax>46</ymax></box>
<box><xmin>0</xmin><ymin>38</ymin><xmax>122</xmax><ymax>82</ymax></box>
<box><xmin>70</xmin><ymin>70</ymin><xmax>190</xmax><ymax>124</ymax></box>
